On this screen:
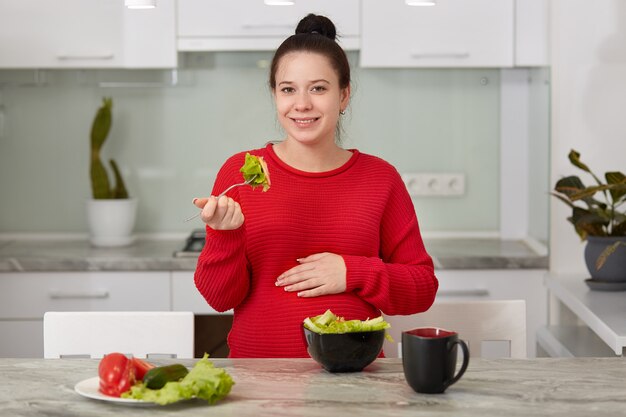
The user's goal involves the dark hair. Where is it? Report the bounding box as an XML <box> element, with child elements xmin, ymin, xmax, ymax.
<box><xmin>269</xmin><ymin>14</ymin><xmax>351</xmax><ymax>90</ymax></box>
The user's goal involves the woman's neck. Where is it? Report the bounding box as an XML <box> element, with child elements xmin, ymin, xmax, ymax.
<box><xmin>273</xmin><ymin>140</ymin><xmax>352</xmax><ymax>172</ymax></box>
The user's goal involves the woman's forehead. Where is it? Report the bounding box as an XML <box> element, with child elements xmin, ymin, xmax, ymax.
<box><xmin>275</xmin><ymin>52</ymin><xmax>337</xmax><ymax>82</ymax></box>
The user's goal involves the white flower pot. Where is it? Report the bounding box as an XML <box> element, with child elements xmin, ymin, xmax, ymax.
<box><xmin>86</xmin><ymin>198</ymin><xmax>138</xmax><ymax>247</ymax></box>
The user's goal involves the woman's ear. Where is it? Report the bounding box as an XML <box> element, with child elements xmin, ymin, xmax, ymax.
<box><xmin>340</xmin><ymin>85</ymin><xmax>351</xmax><ymax>109</ymax></box>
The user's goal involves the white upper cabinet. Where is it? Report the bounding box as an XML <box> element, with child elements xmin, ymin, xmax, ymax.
<box><xmin>360</xmin><ymin>0</ymin><xmax>514</xmax><ymax>68</ymax></box>
<box><xmin>515</xmin><ymin>0</ymin><xmax>549</xmax><ymax>67</ymax></box>
<box><xmin>0</xmin><ymin>0</ymin><xmax>176</xmax><ymax>69</ymax></box>
<box><xmin>177</xmin><ymin>0</ymin><xmax>360</xmax><ymax>51</ymax></box>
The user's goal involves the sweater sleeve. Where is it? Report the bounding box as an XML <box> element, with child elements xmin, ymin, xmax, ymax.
<box><xmin>342</xmin><ymin>170</ymin><xmax>438</xmax><ymax>316</ymax></box>
<box><xmin>194</xmin><ymin>154</ymin><xmax>251</xmax><ymax>312</ymax></box>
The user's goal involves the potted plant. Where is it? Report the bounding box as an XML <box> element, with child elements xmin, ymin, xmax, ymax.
<box><xmin>552</xmin><ymin>150</ymin><xmax>626</xmax><ymax>287</ymax></box>
<box><xmin>86</xmin><ymin>97</ymin><xmax>137</xmax><ymax>247</ymax></box>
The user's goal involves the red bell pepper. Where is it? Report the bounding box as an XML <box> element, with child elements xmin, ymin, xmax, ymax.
<box><xmin>98</xmin><ymin>353</ymin><xmax>157</xmax><ymax>397</ymax></box>
<box><xmin>98</xmin><ymin>353</ymin><xmax>136</xmax><ymax>397</ymax></box>
<box><xmin>131</xmin><ymin>357</ymin><xmax>155</xmax><ymax>380</ymax></box>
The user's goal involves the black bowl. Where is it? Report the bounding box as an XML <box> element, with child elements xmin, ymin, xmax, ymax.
<box><xmin>303</xmin><ymin>327</ymin><xmax>385</xmax><ymax>372</ymax></box>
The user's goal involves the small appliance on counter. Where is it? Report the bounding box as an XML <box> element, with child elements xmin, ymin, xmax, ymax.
<box><xmin>174</xmin><ymin>229</ymin><xmax>206</xmax><ymax>257</ymax></box>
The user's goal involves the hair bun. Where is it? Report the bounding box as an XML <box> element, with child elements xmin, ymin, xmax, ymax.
<box><xmin>295</xmin><ymin>14</ymin><xmax>336</xmax><ymax>41</ymax></box>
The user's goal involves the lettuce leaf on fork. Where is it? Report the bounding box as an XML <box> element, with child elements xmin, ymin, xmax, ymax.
<box><xmin>240</xmin><ymin>153</ymin><xmax>271</xmax><ymax>192</ymax></box>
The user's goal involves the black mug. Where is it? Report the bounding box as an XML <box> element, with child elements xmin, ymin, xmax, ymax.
<box><xmin>402</xmin><ymin>327</ymin><xmax>470</xmax><ymax>394</ymax></box>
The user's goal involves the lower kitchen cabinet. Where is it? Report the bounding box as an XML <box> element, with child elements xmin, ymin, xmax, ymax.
<box><xmin>171</xmin><ymin>271</ymin><xmax>229</xmax><ymax>315</ymax></box>
<box><xmin>171</xmin><ymin>272</ymin><xmax>233</xmax><ymax>358</ymax></box>
<box><xmin>0</xmin><ymin>272</ymin><xmax>170</xmax><ymax>358</ymax></box>
<box><xmin>0</xmin><ymin>269</ymin><xmax>548</xmax><ymax>358</ymax></box>
<box><xmin>0</xmin><ymin>320</ymin><xmax>43</xmax><ymax>358</ymax></box>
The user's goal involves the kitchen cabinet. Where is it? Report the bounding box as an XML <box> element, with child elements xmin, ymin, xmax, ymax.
<box><xmin>0</xmin><ymin>0</ymin><xmax>176</xmax><ymax>69</ymax></box>
<box><xmin>171</xmin><ymin>271</ymin><xmax>231</xmax><ymax>314</ymax></box>
<box><xmin>0</xmin><ymin>272</ymin><xmax>170</xmax><ymax>357</ymax></box>
<box><xmin>515</xmin><ymin>0</ymin><xmax>549</xmax><ymax>66</ymax></box>
<box><xmin>171</xmin><ymin>271</ymin><xmax>233</xmax><ymax>357</ymax></box>
<box><xmin>177</xmin><ymin>0</ymin><xmax>360</xmax><ymax>51</ymax></box>
<box><xmin>385</xmin><ymin>269</ymin><xmax>547</xmax><ymax>357</ymax></box>
<box><xmin>360</xmin><ymin>0</ymin><xmax>514</xmax><ymax>68</ymax></box>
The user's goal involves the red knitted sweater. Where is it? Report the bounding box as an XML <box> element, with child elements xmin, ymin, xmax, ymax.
<box><xmin>194</xmin><ymin>143</ymin><xmax>438</xmax><ymax>357</ymax></box>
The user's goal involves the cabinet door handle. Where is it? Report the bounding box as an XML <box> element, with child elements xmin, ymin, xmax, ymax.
<box><xmin>48</xmin><ymin>290</ymin><xmax>110</xmax><ymax>299</ymax></box>
<box><xmin>56</xmin><ymin>54</ymin><xmax>115</xmax><ymax>61</ymax></box>
<box><xmin>437</xmin><ymin>289</ymin><xmax>489</xmax><ymax>297</ymax></box>
<box><xmin>240</xmin><ymin>24</ymin><xmax>293</xmax><ymax>30</ymax></box>
<box><xmin>411</xmin><ymin>52</ymin><xmax>470</xmax><ymax>59</ymax></box>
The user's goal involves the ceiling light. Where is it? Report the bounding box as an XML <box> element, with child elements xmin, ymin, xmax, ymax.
<box><xmin>264</xmin><ymin>0</ymin><xmax>295</xmax><ymax>5</ymax></box>
<box><xmin>125</xmin><ymin>0</ymin><xmax>156</xmax><ymax>9</ymax></box>
<box><xmin>406</xmin><ymin>0</ymin><xmax>436</xmax><ymax>5</ymax></box>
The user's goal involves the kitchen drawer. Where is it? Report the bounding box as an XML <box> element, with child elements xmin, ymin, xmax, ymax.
<box><xmin>177</xmin><ymin>0</ymin><xmax>360</xmax><ymax>51</ymax></box>
<box><xmin>0</xmin><ymin>320</ymin><xmax>43</xmax><ymax>358</ymax></box>
<box><xmin>171</xmin><ymin>272</ymin><xmax>231</xmax><ymax>315</ymax></box>
<box><xmin>0</xmin><ymin>272</ymin><xmax>170</xmax><ymax>319</ymax></box>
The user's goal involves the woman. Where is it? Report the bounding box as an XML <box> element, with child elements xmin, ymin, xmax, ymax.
<box><xmin>192</xmin><ymin>14</ymin><xmax>438</xmax><ymax>358</ymax></box>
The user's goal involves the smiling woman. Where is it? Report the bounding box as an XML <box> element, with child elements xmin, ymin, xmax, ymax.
<box><xmin>192</xmin><ymin>13</ymin><xmax>438</xmax><ymax>358</ymax></box>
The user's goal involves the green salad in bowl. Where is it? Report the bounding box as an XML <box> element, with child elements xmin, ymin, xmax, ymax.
<box><xmin>303</xmin><ymin>310</ymin><xmax>391</xmax><ymax>373</ymax></box>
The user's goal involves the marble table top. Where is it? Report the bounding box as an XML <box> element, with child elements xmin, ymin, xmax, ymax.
<box><xmin>0</xmin><ymin>237</ymin><xmax>548</xmax><ymax>272</ymax></box>
<box><xmin>0</xmin><ymin>357</ymin><xmax>623</xmax><ymax>417</ymax></box>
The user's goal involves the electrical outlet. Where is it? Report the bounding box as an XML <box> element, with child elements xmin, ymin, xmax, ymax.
<box><xmin>401</xmin><ymin>173</ymin><xmax>465</xmax><ymax>197</ymax></box>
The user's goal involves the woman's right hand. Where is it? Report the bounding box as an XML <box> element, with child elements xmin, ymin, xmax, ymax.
<box><xmin>192</xmin><ymin>196</ymin><xmax>244</xmax><ymax>230</ymax></box>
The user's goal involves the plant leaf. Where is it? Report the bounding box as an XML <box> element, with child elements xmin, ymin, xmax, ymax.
<box><xmin>554</xmin><ymin>176</ymin><xmax>604</xmax><ymax>207</ymax></box>
<box><xmin>110</xmin><ymin>159</ymin><xmax>129</xmax><ymax>199</ymax></box>
<box><xmin>567</xmin><ymin>149</ymin><xmax>604</xmax><ymax>186</ymax></box>
<box><xmin>554</xmin><ymin>175</ymin><xmax>585</xmax><ymax>196</ymax></box>
<box><xmin>550</xmin><ymin>192</ymin><xmax>577</xmax><ymax>208</ymax></box>
<box><xmin>90</xmin><ymin>97</ymin><xmax>112</xmax><ymax>151</ymax></box>
<box><xmin>568</xmin><ymin>149</ymin><xmax>590</xmax><ymax>172</ymax></box>
<box><xmin>569</xmin><ymin>184</ymin><xmax>613</xmax><ymax>201</ymax></box>
<box><xmin>595</xmin><ymin>241</ymin><xmax>626</xmax><ymax>270</ymax></box>
<box><xmin>572</xmin><ymin>207</ymin><xmax>608</xmax><ymax>237</ymax></box>
<box><xmin>606</xmin><ymin>171</ymin><xmax>626</xmax><ymax>202</ymax></box>
<box><xmin>90</xmin><ymin>158</ymin><xmax>111</xmax><ymax>199</ymax></box>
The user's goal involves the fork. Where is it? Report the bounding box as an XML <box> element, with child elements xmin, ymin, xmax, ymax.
<box><xmin>184</xmin><ymin>175</ymin><xmax>258</xmax><ymax>222</ymax></box>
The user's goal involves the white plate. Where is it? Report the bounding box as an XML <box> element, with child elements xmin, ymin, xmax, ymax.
<box><xmin>74</xmin><ymin>377</ymin><xmax>155</xmax><ymax>406</ymax></box>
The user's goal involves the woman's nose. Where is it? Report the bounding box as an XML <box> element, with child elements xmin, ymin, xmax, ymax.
<box><xmin>294</xmin><ymin>92</ymin><xmax>312</xmax><ymax>110</ymax></box>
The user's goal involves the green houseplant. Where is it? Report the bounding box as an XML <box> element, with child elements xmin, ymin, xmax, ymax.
<box><xmin>552</xmin><ymin>150</ymin><xmax>626</xmax><ymax>284</ymax></box>
<box><xmin>90</xmin><ymin>97</ymin><xmax>129</xmax><ymax>199</ymax></box>
<box><xmin>86</xmin><ymin>98</ymin><xmax>137</xmax><ymax>247</ymax></box>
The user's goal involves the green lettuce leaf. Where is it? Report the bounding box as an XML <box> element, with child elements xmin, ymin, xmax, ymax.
<box><xmin>303</xmin><ymin>309</ymin><xmax>391</xmax><ymax>334</ymax></box>
<box><xmin>240</xmin><ymin>153</ymin><xmax>271</xmax><ymax>192</ymax></box>
<box><xmin>121</xmin><ymin>354</ymin><xmax>234</xmax><ymax>406</ymax></box>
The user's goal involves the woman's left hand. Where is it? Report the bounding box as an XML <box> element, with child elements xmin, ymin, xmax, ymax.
<box><xmin>275</xmin><ymin>253</ymin><xmax>347</xmax><ymax>297</ymax></box>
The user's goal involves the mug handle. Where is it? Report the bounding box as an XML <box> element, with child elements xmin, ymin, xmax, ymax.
<box><xmin>445</xmin><ymin>339</ymin><xmax>470</xmax><ymax>389</ymax></box>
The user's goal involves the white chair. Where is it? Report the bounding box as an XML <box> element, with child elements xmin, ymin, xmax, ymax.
<box><xmin>384</xmin><ymin>300</ymin><xmax>527</xmax><ymax>358</ymax></box>
<box><xmin>43</xmin><ymin>311</ymin><xmax>195</xmax><ymax>359</ymax></box>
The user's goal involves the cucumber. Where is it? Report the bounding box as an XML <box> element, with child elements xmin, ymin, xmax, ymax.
<box><xmin>142</xmin><ymin>364</ymin><xmax>189</xmax><ymax>389</ymax></box>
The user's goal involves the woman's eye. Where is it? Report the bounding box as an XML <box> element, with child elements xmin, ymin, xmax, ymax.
<box><xmin>311</xmin><ymin>85</ymin><xmax>326</xmax><ymax>93</ymax></box>
<box><xmin>281</xmin><ymin>87</ymin><xmax>295</xmax><ymax>94</ymax></box>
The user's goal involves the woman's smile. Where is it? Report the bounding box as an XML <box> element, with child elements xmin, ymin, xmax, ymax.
<box><xmin>291</xmin><ymin>117</ymin><xmax>320</xmax><ymax>127</ymax></box>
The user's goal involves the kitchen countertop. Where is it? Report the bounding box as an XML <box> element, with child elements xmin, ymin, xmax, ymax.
<box><xmin>0</xmin><ymin>237</ymin><xmax>548</xmax><ymax>272</ymax></box>
<box><xmin>1</xmin><ymin>357</ymin><xmax>623</xmax><ymax>417</ymax></box>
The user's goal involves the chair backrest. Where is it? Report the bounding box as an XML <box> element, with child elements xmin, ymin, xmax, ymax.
<box><xmin>384</xmin><ymin>300</ymin><xmax>527</xmax><ymax>358</ymax></box>
<box><xmin>43</xmin><ymin>311</ymin><xmax>195</xmax><ymax>359</ymax></box>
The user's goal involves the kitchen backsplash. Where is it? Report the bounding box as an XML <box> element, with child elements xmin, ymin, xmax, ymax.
<box><xmin>0</xmin><ymin>52</ymin><xmax>549</xmax><ymax>238</ymax></box>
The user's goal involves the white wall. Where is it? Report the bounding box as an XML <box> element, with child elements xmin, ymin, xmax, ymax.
<box><xmin>550</xmin><ymin>0</ymin><xmax>626</xmax><ymax>274</ymax></box>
